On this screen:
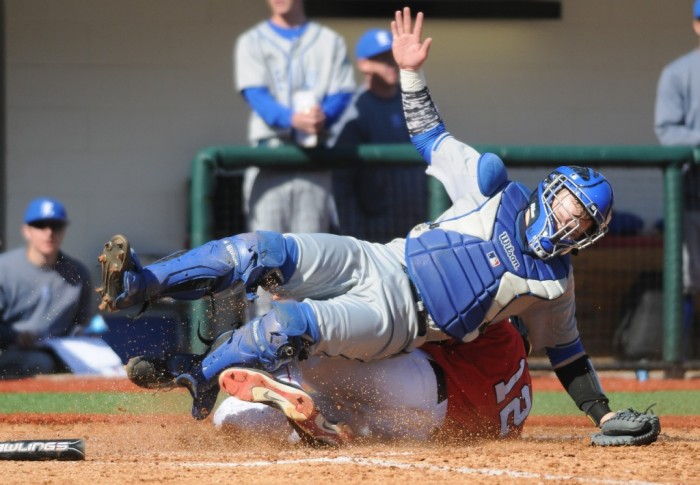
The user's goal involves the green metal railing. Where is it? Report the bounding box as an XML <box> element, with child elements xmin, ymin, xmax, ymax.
<box><xmin>188</xmin><ymin>144</ymin><xmax>696</xmax><ymax>368</ymax></box>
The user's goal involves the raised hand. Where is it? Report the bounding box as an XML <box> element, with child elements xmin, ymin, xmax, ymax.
<box><xmin>391</xmin><ymin>7</ymin><xmax>432</xmax><ymax>72</ymax></box>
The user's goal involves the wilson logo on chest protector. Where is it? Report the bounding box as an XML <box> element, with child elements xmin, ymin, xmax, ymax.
<box><xmin>498</xmin><ymin>232</ymin><xmax>520</xmax><ymax>271</ymax></box>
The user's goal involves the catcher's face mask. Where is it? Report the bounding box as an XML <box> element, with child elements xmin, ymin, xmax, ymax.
<box><xmin>525</xmin><ymin>166</ymin><xmax>613</xmax><ymax>259</ymax></box>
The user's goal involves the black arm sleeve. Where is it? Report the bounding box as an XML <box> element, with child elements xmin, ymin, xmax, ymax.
<box><xmin>401</xmin><ymin>88</ymin><xmax>443</xmax><ymax>137</ymax></box>
<box><xmin>554</xmin><ymin>355</ymin><xmax>612</xmax><ymax>426</ymax></box>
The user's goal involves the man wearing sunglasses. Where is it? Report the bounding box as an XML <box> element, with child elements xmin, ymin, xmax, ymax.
<box><xmin>0</xmin><ymin>197</ymin><xmax>93</xmax><ymax>378</ymax></box>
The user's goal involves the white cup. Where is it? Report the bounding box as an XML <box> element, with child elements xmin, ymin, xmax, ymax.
<box><xmin>292</xmin><ymin>90</ymin><xmax>318</xmax><ymax>148</ymax></box>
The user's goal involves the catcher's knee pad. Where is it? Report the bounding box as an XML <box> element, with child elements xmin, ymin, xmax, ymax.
<box><xmin>201</xmin><ymin>300</ymin><xmax>320</xmax><ymax>379</ymax></box>
<box><xmin>124</xmin><ymin>231</ymin><xmax>298</xmax><ymax>302</ymax></box>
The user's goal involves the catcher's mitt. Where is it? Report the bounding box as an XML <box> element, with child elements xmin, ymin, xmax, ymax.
<box><xmin>590</xmin><ymin>407</ymin><xmax>660</xmax><ymax>446</ymax></box>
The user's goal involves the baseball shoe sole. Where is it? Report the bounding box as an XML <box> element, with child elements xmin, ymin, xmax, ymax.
<box><xmin>96</xmin><ymin>234</ymin><xmax>133</xmax><ymax>311</ymax></box>
<box><xmin>219</xmin><ymin>367</ymin><xmax>354</xmax><ymax>446</ymax></box>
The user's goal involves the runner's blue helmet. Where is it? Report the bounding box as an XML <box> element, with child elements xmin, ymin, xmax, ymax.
<box><xmin>525</xmin><ymin>166</ymin><xmax>613</xmax><ymax>259</ymax></box>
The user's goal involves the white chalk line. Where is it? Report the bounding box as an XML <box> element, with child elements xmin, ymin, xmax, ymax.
<box><xmin>98</xmin><ymin>454</ymin><xmax>667</xmax><ymax>485</ymax></box>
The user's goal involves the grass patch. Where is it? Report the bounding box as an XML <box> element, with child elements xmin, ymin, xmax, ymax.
<box><xmin>1</xmin><ymin>390</ymin><xmax>698</xmax><ymax>416</ymax></box>
<box><xmin>531</xmin><ymin>390</ymin><xmax>700</xmax><ymax>416</ymax></box>
<box><xmin>0</xmin><ymin>391</ymin><xmax>193</xmax><ymax>415</ymax></box>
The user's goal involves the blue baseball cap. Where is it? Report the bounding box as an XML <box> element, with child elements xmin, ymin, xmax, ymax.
<box><xmin>24</xmin><ymin>197</ymin><xmax>69</xmax><ymax>225</ymax></box>
<box><xmin>355</xmin><ymin>28</ymin><xmax>393</xmax><ymax>60</ymax></box>
<box><xmin>695</xmin><ymin>0</ymin><xmax>700</xmax><ymax>18</ymax></box>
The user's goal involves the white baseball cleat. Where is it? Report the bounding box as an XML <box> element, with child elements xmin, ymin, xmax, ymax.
<box><xmin>218</xmin><ymin>367</ymin><xmax>354</xmax><ymax>446</ymax></box>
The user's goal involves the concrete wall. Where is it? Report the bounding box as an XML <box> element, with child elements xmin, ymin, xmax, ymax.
<box><xmin>3</xmin><ymin>0</ymin><xmax>698</xmax><ymax>279</ymax></box>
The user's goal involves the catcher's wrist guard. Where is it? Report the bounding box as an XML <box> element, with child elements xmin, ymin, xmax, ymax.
<box><xmin>590</xmin><ymin>406</ymin><xmax>661</xmax><ymax>446</ymax></box>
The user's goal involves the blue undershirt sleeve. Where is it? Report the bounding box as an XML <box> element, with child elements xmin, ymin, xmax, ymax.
<box><xmin>545</xmin><ymin>337</ymin><xmax>586</xmax><ymax>368</ymax></box>
<box><xmin>410</xmin><ymin>123</ymin><xmax>446</xmax><ymax>164</ymax></box>
<box><xmin>321</xmin><ymin>92</ymin><xmax>354</xmax><ymax>127</ymax></box>
<box><xmin>242</xmin><ymin>87</ymin><xmax>293</xmax><ymax>129</ymax></box>
<box><xmin>402</xmin><ymin>87</ymin><xmax>446</xmax><ymax>163</ymax></box>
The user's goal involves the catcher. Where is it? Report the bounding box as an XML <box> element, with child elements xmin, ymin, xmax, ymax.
<box><xmin>96</xmin><ymin>8</ymin><xmax>659</xmax><ymax>447</ymax></box>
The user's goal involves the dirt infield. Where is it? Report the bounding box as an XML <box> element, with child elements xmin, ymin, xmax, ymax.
<box><xmin>1</xmin><ymin>375</ymin><xmax>699</xmax><ymax>484</ymax></box>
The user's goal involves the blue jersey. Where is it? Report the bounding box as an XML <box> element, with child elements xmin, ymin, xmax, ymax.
<box><xmin>331</xmin><ymin>89</ymin><xmax>409</xmax><ymax>145</ymax></box>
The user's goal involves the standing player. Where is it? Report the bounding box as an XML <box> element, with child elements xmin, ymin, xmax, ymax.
<box><xmin>98</xmin><ymin>8</ymin><xmax>658</xmax><ymax>447</ymax></box>
<box><xmin>654</xmin><ymin>0</ymin><xmax>700</xmax><ymax>358</ymax></box>
<box><xmin>235</xmin><ymin>0</ymin><xmax>355</xmax><ymax>316</ymax></box>
<box><xmin>236</xmin><ymin>0</ymin><xmax>354</xmax><ymax>234</ymax></box>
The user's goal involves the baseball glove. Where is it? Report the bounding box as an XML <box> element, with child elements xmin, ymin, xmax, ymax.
<box><xmin>590</xmin><ymin>406</ymin><xmax>660</xmax><ymax>446</ymax></box>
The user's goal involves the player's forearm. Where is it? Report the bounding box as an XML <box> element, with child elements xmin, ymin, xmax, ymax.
<box><xmin>400</xmin><ymin>69</ymin><xmax>441</xmax><ymax>135</ymax></box>
<box><xmin>655</xmin><ymin>123</ymin><xmax>700</xmax><ymax>146</ymax></box>
<box><xmin>654</xmin><ymin>76</ymin><xmax>700</xmax><ymax>146</ymax></box>
<box><xmin>242</xmin><ymin>87</ymin><xmax>294</xmax><ymax>129</ymax></box>
<box><xmin>400</xmin><ymin>69</ymin><xmax>446</xmax><ymax>161</ymax></box>
<box><xmin>321</xmin><ymin>92</ymin><xmax>354</xmax><ymax>127</ymax></box>
<box><xmin>553</xmin><ymin>355</ymin><xmax>612</xmax><ymax>427</ymax></box>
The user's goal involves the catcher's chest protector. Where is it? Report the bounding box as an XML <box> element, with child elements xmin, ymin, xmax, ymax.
<box><xmin>405</xmin><ymin>182</ymin><xmax>570</xmax><ymax>340</ymax></box>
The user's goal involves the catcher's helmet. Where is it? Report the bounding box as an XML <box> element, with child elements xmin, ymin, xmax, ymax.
<box><xmin>525</xmin><ymin>166</ymin><xmax>613</xmax><ymax>259</ymax></box>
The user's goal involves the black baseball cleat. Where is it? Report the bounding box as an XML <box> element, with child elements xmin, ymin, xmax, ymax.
<box><xmin>218</xmin><ymin>367</ymin><xmax>355</xmax><ymax>447</ymax></box>
<box><xmin>96</xmin><ymin>234</ymin><xmax>135</xmax><ymax>312</ymax></box>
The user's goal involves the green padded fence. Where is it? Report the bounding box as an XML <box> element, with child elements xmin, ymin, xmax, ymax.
<box><xmin>188</xmin><ymin>144</ymin><xmax>696</xmax><ymax>371</ymax></box>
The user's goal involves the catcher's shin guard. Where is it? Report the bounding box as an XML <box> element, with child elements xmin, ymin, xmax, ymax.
<box><xmin>200</xmin><ymin>300</ymin><xmax>320</xmax><ymax>378</ymax></box>
<box><xmin>219</xmin><ymin>368</ymin><xmax>354</xmax><ymax>447</ymax></box>
<box><xmin>174</xmin><ymin>301</ymin><xmax>319</xmax><ymax>420</ymax></box>
<box><xmin>98</xmin><ymin>231</ymin><xmax>297</xmax><ymax>311</ymax></box>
